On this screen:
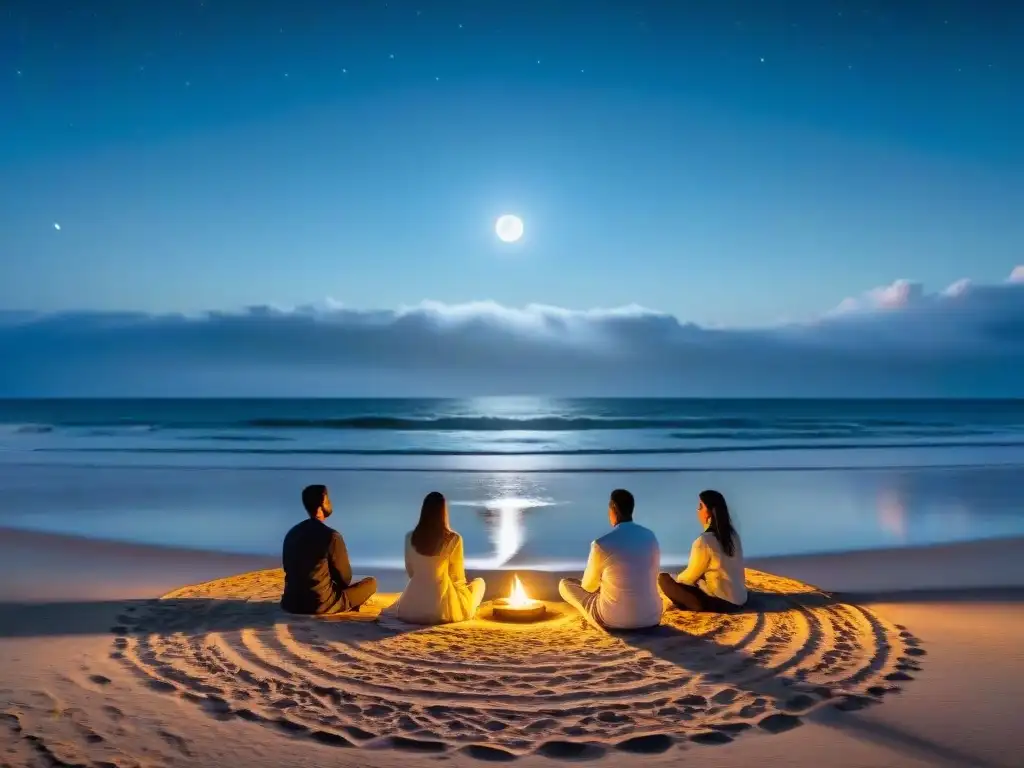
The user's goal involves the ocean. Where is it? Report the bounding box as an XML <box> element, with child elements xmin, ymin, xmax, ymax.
<box><xmin>2</xmin><ymin>397</ymin><xmax>1024</xmax><ymax>569</ymax></box>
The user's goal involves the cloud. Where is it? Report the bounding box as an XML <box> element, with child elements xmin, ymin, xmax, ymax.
<box><xmin>941</xmin><ymin>278</ymin><xmax>972</xmax><ymax>298</ymax></box>
<box><xmin>1</xmin><ymin>268</ymin><xmax>1022</xmax><ymax>397</ymax></box>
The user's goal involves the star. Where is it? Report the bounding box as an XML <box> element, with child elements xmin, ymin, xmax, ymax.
<box><xmin>53</xmin><ymin>222</ymin><xmax>61</xmax><ymax>231</ymax></box>
<box><xmin>389</xmin><ymin>53</ymin><xmax>395</xmax><ymax>59</ymax></box>
<box><xmin>342</xmin><ymin>68</ymin><xmax>348</xmax><ymax>74</ymax></box>
<box><xmin>760</xmin><ymin>57</ymin><xmax>765</xmax><ymax>63</ymax></box>
<box><xmin>16</xmin><ymin>69</ymin><xmax>22</xmax><ymax>76</ymax></box>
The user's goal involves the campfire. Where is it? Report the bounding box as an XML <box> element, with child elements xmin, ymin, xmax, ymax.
<box><xmin>492</xmin><ymin>574</ymin><xmax>547</xmax><ymax>622</ymax></box>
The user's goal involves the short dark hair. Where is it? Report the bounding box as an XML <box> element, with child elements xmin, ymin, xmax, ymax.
<box><xmin>610</xmin><ymin>488</ymin><xmax>634</xmax><ymax>520</ymax></box>
<box><xmin>301</xmin><ymin>484</ymin><xmax>327</xmax><ymax>517</ymax></box>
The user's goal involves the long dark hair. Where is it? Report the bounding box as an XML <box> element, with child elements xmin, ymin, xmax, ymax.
<box><xmin>411</xmin><ymin>491</ymin><xmax>451</xmax><ymax>557</ymax></box>
<box><xmin>699</xmin><ymin>489</ymin><xmax>739</xmax><ymax>557</ymax></box>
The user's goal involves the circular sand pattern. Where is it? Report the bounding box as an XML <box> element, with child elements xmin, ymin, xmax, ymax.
<box><xmin>105</xmin><ymin>569</ymin><xmax>923</xmax><ymax>760</ymax></box>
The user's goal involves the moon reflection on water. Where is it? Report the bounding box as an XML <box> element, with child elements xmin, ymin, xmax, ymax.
<box><xmin>451</xmin><ymin>485</ymin><xmax>556</xmax><ymax>569</ymax></box>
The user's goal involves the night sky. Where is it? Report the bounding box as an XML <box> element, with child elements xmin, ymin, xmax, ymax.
<box><xmin>1</xmin><ymin>1</ymin><xmax>1022</xmax><ymax>395</ymax></box>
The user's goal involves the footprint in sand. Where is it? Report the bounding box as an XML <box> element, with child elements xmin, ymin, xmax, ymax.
<box><xmin>596</xmin><ymin>711</ymin><xmax>631</xmax><ymax>725</ymax></box>
<box><xmin>711</xmin><ymin>688</ymin><xmax>739</xmax><ymax>705</ymax></box>
<box><xmin>111</xmin><ymin>568</ymin><xmax>923</xmax><ymax>761</ymax></box>
<box><xmin>387</xmin><ymin>735</ymin><xmax>448</xmax><ymax>753</ymax></box>
<box><xmin>676</xmin><ymin>694</ymin><xmax>707</xmax><ymax>707</ymax></box>
<box><xmin>524</xmin><ymin>718</ymin><xmax>558</xmax><ymax>733</ymax></box>
<box><xmin>783</xmin><ymin>693</ymin><xmax>817</xmax><ymax>712</ymax></box>
<box><xmin>310</xmin><ymin>729</ymin><xmax>352</xmax><ymax>747</ymax></box>
<box><xmin>342</xmin><ymin>725</ymin><xmax>377</xmax><ymax>741</ymax></box>
<box><xmin>157</xmin><ymin>729</ymin><xmax>192</xmax><ymax>754</ymax></box>
<box><xmin>833</xmin><ymin>694</ymin><xmax>877</xmax><ymax>712</ymax></box>
<box><xmin>615</xmin><ymin>734</ymin><xmax>674</xmax><ymax>754</ymax></box>
<box><xmin>461</xmin><ymin>744</ymin><xmax>518</xmax><ymax>761</ymax></box>
<box><xmin>886</xmin><ymin>671</ymin><xmax>914</xmax><ymax>681</ymax></box>
<box><xmin>758</xmin><ymin>713</ymin><xmax>803</xmax><ymax>733</ymax></box>
<box><xmin>691</xmin><ymin>730</ymin><xmax>733</xmax><ymax>745</ymax></box>
<box><xmin>538</xmin><ymin>740</ymin><xmax>606</xmax><ymax>760</ymax></box>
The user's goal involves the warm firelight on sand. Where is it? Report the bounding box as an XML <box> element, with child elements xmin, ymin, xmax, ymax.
<box><xmin>492</xmin><ymin>574</ymin><xmax>547</xmax><ymax>621</ymax></box>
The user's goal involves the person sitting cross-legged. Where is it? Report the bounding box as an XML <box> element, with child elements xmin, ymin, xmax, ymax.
<box><xmin>558</xmin><ymin>488</ymin><xmax>663</xmax><ymax>631</ymax></box>
<box><xmin>658</xmin><ymin>489</ymin><xmax>748</xmax><ymax>613</ymax></box>
<box><xmin>382</xmin><ymin>491</ymin><xmax>486</xmax><ymax>625</ymax></box>
<box><xmin>280</xmin><ymin>484</ymin><xmax>377</xmax><ymax>615</ymax></box>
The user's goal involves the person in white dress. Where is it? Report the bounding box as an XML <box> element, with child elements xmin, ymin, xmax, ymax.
<box><xmin>382</xmin><ymin>491</ymin><xmax>486</xmax><ymax>625</ymax></box>
<box><xmin>558</xmin><ymin>489</ymin><xmax>664</xmax><ymax>631</ymax></box>
<box><xmin>658</xmin><ymin>489</ymin><xmax>748</xmax><ymax>612</ymax></box>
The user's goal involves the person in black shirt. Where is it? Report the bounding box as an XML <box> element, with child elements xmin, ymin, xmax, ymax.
<box><xmin>281</xmin><ymin>484</ymin><xmax>377</xmax><ymax>614</ymax></box>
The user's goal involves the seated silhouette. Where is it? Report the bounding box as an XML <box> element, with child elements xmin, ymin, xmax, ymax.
<box><xmin>280</xmin><ymin>484</ymin><xmax>377</xmax><ymax>615</ymax></box>
<box><xmin>559</xmin><ymin>489</ymin><xmax>663</xmax><ymax>630</ymax></box>
<box><xmin>658</xmin><ymin>489</ymin><xmax>748</xmax><ymax>612</ymax></box>
<box><xmin>382</xmin><ymin>491</ymin><xmax>486</xmax><ymax>625</ymax></box>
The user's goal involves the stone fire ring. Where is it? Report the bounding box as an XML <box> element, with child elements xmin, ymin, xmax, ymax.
<box><xmin>491</xmin><ymin>599</ymin><xmax>548</xmax><ymax>622</ymax></box>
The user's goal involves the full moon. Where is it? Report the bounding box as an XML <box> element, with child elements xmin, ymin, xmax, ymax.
<box><xmin>495</xmin><ymin>214</ymin><xmax>524</xmax><ymax>243</ymax></box>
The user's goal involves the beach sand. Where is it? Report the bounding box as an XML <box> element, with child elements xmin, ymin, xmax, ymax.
<box><xmin>1</xmin><ymin>529</ymin><xmax>1022</xmax><ymax>767</ymax></box>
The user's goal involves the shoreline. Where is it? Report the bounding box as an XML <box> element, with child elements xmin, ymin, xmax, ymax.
<box><xmin>4</xmin><ymin>526</ymin><xmax>1024</xmax><ymax>602</ymax></box>
<box><xmin>5</xmin><ymin>460</ymin><xmax>1024</xmax><ymax>568</ymax></box>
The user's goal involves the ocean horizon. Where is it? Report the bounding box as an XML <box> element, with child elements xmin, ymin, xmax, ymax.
<box><xmin>3</xmin><ymin>397</ymin><xmax>1024</xmax><ymax>569</ymax></box>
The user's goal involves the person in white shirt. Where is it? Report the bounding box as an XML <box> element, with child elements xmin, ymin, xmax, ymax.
<box><xmin>558</xmin><ymin>489</ymin><xmax>663</xmax><ymax>630</ymax></box>
<box><xmin>659</xmin><ymin>489</ymin><xmax>748</xmax><ymax>612</ymax></box>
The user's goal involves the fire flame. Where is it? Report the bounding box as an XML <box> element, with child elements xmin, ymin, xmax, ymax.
<box><xmin>507</xmin><ymin>574</ymin><xmax>536</xmax><ymax>608</ymax></box>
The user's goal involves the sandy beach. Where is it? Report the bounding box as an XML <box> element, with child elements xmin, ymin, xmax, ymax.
<box><xmin>1</xmin><ymin>528</ymin><xmax>1022</xmax><ymax>767</ymax></box>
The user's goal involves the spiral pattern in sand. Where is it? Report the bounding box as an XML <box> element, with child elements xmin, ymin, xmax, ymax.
<box><xmin>105</xmin><ymin>569</ymin><xmax>924</xmax><ymax>760</ymax></box>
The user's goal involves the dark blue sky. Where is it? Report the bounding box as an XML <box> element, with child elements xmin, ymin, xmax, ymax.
<box><xmin>1</xmin><ymin>0</ymin><xmax>1021</xmax><ymax>327</ymax></box>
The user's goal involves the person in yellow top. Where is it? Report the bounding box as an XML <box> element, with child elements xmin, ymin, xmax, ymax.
<box><xmin>383</xmin><ymin>491</ymin><xmax>486</xmax><ymax>625</ymax></box>
<box><xmin>658</xmin><ymin>489</ymin><xmax>748</xmax><ymax>612</ymax></box>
